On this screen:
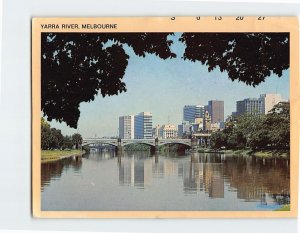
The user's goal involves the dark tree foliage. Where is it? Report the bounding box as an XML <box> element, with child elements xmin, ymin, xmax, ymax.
<box><xmin>179</xmin><ymin>33</ymin><xmax>289</xmax><ymax>86</ymax></box>
<box><xmin>42</xmin><ymin>33</ymin><xmax>289</xmax><ymax>128</ymax></box>
<box><xmin>42</xmin><ymin>33</ymin><xmax>176</xmax><ymax>128</ymax></box>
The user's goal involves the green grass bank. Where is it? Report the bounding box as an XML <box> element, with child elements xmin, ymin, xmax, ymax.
<box><xmin>41</xmin><ymin>149</ymin><xmax>83</xmax><ymax>163</ymax></box>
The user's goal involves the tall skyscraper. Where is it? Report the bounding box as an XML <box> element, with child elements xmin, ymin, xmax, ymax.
<box><xmin>119</xmin><ymin>115</ymin><xmax>135</xmax><ymax>139</ymax></box>
<box><xmin>207</xmin><ymin>100</ymin><xmax>224</xmax><ymax>123</ymax></box>
<box><xmin>134</xmin><ymin>112</ymin><xmax>153</xmax><ymax>139</ymax></box>
<box><xmin>183</xmin><ymin>105</ymin><xmax>205</xmax><ymax>123</ymax></box>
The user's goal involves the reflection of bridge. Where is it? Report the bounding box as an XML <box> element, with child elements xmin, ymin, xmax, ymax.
<box><xmin>82</xmin><ymin>138</ymin><xmax>198</xmax><ymax>153</ymax></box>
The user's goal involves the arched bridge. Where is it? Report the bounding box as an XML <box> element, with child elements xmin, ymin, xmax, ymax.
<box><xmin>82</xmin><ymin>138</ymin><xmax>197</xmax><ymax>152</ymax></box>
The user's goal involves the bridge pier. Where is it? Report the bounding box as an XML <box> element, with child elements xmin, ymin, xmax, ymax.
<box><xmin>116</xmin><ymin>146</ymin><xmax>123</xmax><ymax>155</ymax></box>
<box><xmin>116</xmin><ymin>138</ymin><xmax>123</xmax><ymax>155</ymax></box>
<box><xmin>191</xmin><ymin>137</ymin><xmax>198</xmax><ymax>150</ymax></box>
<box><xmin>155</xmin><ymin>138</ymin><xmax>159</xmax><ymax>153</ymax></box>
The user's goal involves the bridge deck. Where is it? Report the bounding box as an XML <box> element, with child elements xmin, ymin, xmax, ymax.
<box><xmin>82</xmin><ymin>138</ymin><xmax>193</xmax><ymax>147</ymax></box>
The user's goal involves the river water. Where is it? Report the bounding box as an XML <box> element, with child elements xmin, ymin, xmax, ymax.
<box><xmin>41</xmin><ymin>151</ymin><xmax>290</xmax><ymax>211</ymax></box>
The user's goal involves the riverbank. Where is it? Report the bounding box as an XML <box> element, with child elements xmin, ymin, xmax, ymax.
<box><xmin>252</xmin><ymin>150</ymin><xmax>289</xmax><ymax>159</ymax></box>
<box><xmin>197</xmin><ymin>148</ymin><xmax>289</xmax><ymax>159</ymax></box>
<box><xmin>41</xmin><ymin>149</ymin><xmax>84</xmax><ymax>163</ymax></box>
<box><xmin>275</xmin><ymin>204</ymin><xmax>290</xmax><ymax>211</ymax></box>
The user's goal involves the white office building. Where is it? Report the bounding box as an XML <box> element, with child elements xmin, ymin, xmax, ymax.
<box><xmin>159</xmin><ymin>124</ymin><xmax>178</xmax><ymax>139</ymax></box>
<box><xmin>119</xmin><ymin>115</ymin><xmax>135</xmax><ymax>139</ymax></box>
<box><xmin>260</xmin><ymin>93</ymin><xmax>283</xmax><ymax>114</ymax></box>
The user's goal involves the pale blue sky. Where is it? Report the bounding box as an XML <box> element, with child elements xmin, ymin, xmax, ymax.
<box><xmin>48</xmin><ymin>33</ymin><xmax>290</xmax><ymax>138</ymax></box>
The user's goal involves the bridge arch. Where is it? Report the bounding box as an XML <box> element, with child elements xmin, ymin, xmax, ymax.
<box><xmin>122</xmin><ymin>142</ymin><xmax>155</xmax><ymax>147</ymax></box>
<box><xmin>158</xmin><ymin>141</ymin><xmax>191</xmax><ymax>148</ymax></box>
<box><xmin>82</xmin><ymin>141</ymin><xmax>118</xmax><ymax>147</ymax></box>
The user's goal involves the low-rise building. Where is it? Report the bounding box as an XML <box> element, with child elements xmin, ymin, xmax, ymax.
<box><xmin>159</xmin><ymin>124</ymin><xmax>178</xmax><ymax>139</ymax></box>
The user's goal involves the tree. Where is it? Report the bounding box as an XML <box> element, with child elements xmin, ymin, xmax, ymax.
<box><xmin>219</xmin><ymin>102</ymin><xmax>290</xmax><ymax>151</ymax></box>
<box><xmin>42</xmin><ymin>33</ymin><xmax>176</xmax><ymax>128</ymax></box>
<box><xmin>42</xmin><ymin>33</ymin><xmax>289</xmax><ymax>128</ymax></box>
<box><xmin>210</xmin><ymin>131</ymin><xmax>227</xmax><ymax>149</ymax></box>
<box><xmin>63</xmin><ymin>135</ymin><xmax>73</xmax><ymax>149</ymax></box>
<box><xmin>179</xmin><ymin>33</ymin><xmax>289</xmax><ymax>86</ymax></box>
<box><xmin>48</xmin><ymin>128</ymin><xmax>64</xmax><ymax>149</ymax></box>
<box><xmin>41</xmin><ymin>117</ymin><xmax>51</xmax><ymax>149</ymax></box>
<box><xmin>248</xmin><ymin>122</ymin><xmax>270</xmax><ymax>150</ymax></box>
<box><xmin>264</xmin><ymin>102</ymin><xmax>290</xmax><ymax>149</ymax></box>
<box><xmin>41</xmin><ymin>117</ymin><xmax>71</xmax><ymax>150</ymax></box>
<box><xmin>226</xmin><ymin>130</ymin><xmax>247</xmax><ymax>149</ymax></box>
<box><xmin>72</xmin><ymin>133</ymin><xmax>83</xmax><ymax>149</ymax></box>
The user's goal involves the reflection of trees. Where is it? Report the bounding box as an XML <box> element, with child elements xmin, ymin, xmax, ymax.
<box><xmin>70</xmin><ymin>156</ymin><xmax>82</xmax><ymax>172</ymax></box>
<box><xmin>41</xmin><ymin>156</ymin><xmax>82</xmax><ymax>191</ymax></box>
<box><xmin>223</xmin><ymin>156</ymin><xmax>290</xmax><ymax>203</ymax></box>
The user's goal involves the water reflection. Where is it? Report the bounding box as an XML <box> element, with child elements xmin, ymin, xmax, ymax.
<box><xmin>223</xmin><ymin>155</ymin><xmax>290</xmax><ymax>203</ymax></box>
<box><xmin>41</xmin><ymin>151</ymin><xmax>290</xmax><ymax>210</ymax></box>
<box><xmin>115</xmin><ymin>152</ymin><xmax>289</xmax><ymax>203</ymax></box>
<box><xmin>41</xmin><ymin>155</ymin><xmax>82</xmax><ymax>191</ymax></box>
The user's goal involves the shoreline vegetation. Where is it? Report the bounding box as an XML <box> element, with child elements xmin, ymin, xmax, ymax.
<box><xmin>41</xmin><ymin>149</ymin><xmax>85</xmax><ymax>163</ymax></box>
<box><xmin>275</xmin><ymin>204</ymin><xmax>290</xmax><ymax>211</ymax></box>
<box><xmin>121</xmin><ymin>143</ymin><xmax>289</xmax><ymax>159</ymax></box>
<box><xmin>197</xmin><ymin>148</ymin><xmax>289</xmax><ymax>159</ymax></box>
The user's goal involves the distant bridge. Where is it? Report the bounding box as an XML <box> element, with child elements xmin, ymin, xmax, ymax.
<box><xmin>82</xmin><ymin>138</ymin><xmax>198</xmax><ymax>153</ymax></box>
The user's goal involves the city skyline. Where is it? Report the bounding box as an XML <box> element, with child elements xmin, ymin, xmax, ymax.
<box><xmin>47</xmin><ymin>33</ymin><xmax>290</xmax><ymax>138</ymax></box>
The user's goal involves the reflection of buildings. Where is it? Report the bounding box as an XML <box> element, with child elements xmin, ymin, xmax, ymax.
<box><xmin>182</xmin><ymin>156</ymin><xmax>224</xmax><ymax>198</ymax></box>
<box><xmin>118</xmin><ymin>153</ymin><xmax>225</xmax><ymax>198</ymax></box>
<box><xmin>119</xmin><ymin>157</ymin><xmax>134</xmax><ymax>186</ymax></box>
<box><xmin>118</xmin><ymin>155</ymin><xmax>152</xmax><ymax>189</ymax></box>
<box><xmin>117</xmin><ymin>153</ymin><xmax>289</xmax><ymax>205</ymax></box>
<box><xmin>209</xmin><ymin>166</ymin><xmax>224</xmax><ymax>198</ymax></box>
<box><xmin>134</xmin><ymin>160</ymin><xmax>144</xmax><ymax>188</ymax></box>
<box><xmin>152</xmin><ymin>159</ymin><xmax>164</xmax><ymax>178</ymax></box>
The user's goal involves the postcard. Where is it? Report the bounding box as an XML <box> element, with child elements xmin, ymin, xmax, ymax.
<box><xmin>32</xmin><ymin>17</ymin><xmax>299</xmax><ymax>218</ymax></box>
